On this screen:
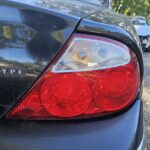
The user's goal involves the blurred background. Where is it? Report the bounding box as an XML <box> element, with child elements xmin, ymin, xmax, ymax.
<box><xmin>113</xmin><ymin>0</ymin><xmax>150</xmax><ymax>20</ymax></box>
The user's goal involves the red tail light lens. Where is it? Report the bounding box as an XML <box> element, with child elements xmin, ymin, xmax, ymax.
<box><xmin>7</xmin><ymin>34</ymin><xmax>140</xmax><ymax>120</ymax></box>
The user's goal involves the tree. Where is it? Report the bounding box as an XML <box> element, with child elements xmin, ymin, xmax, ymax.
<box><xmin>113</xmin><ymin>0</ymin><xmax>150</xmax><ymax>20</ymax></box>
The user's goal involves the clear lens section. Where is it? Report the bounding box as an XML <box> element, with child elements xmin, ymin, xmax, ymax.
<box><xmin>52</xmin><ymin>37</ymin><xmax>131</xmax><ymax>73</ymax></box>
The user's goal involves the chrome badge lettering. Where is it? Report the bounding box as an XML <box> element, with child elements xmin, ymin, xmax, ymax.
<box><xmin>0</xmin><ymin>68</ymin><xmax>25</xmax><ymax>76</ymax></box>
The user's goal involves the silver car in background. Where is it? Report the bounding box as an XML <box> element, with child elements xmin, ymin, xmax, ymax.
<box><xmin>131</xmin><ymin>16</ymin><xmax>150</xmax><ymax>52</ymax></box>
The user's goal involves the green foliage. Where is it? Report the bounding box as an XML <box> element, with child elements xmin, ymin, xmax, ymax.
<box><xmin>113</xmin><ymin>0</ymin><xmax>150</xmax><ymax>20</ymax></box>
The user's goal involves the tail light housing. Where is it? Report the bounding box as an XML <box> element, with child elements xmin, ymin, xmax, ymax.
<box><xmin>7</xmin><ymin>34</ymin><xmax>140</xmax><ymax>120</ymax></box>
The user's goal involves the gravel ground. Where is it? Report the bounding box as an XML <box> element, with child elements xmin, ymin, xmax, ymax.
<box><xmin>142</xmin><ymin>52</ymin><xmax>150</xmax><ymax>149</ymax></box>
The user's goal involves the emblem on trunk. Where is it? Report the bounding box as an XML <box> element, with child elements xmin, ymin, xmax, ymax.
<box><xmin>0</xmin><ymin>68</ymin><xmax>25</xmax><ymax>76</ymax></box>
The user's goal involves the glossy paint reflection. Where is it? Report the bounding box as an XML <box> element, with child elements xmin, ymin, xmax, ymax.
<box><xmin>0</xmin><ymin>4</ymin><xmax>79</xmax><ymax>117</ymax></box>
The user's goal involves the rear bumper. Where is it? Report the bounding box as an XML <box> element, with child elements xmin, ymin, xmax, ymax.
<box><xmin>0</xmin><ymin>100</ymin><xmax>144</xmax><ymax>150</ymax></box>
<box><xmin>137</xmin><ymin>134</ymin><xmax>145</xmax><ymax>150</ymax></box>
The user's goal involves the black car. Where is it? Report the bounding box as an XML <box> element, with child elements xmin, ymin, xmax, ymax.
<box><xmin>0</xmin><ymin>0</ymin><xmax>144</xmax><ymax>150</ymax></box>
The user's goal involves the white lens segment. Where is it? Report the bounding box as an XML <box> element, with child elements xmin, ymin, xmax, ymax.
<box><xmin>52</xmin><ymin>37</ymin><xmax>131</xmax><ymax>73</ymax></box>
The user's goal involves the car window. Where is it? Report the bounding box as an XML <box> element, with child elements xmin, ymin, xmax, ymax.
<box><xmin>12</xmin><ymin>0</ymin><xmax>111</xmax><ymax>9</ymax></box>
<box><xmin>132</xmin><ymin>19</ymin><xmax>149</xmax><ymax>26</ymax></box>
<box><xmin>76</xmin><ymin>0</ymin><xmax>110</xmax><ymax>8</ymax></box>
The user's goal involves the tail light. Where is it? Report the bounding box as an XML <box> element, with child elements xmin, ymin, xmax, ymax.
<box><xmin>7</xmin><ymin>34</ymin><xmax>140</xmax><ymax>120</ymax></box>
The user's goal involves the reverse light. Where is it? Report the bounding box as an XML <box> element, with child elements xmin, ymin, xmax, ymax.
<box><xmin>53</xmin><ymin>35</ymin><xmax>131</xmax><ymax>73</ymax></box>
<box><xmin>7</xmin><ymin>34</ymin><xmax>140</xmax><ymax>120</ymax></box>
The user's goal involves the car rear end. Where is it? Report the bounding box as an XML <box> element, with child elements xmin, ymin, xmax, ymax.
<box><xmin>0</xmin><ymin>0</ymin><xmax>144</xmax><ymax>150</ymax></box>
